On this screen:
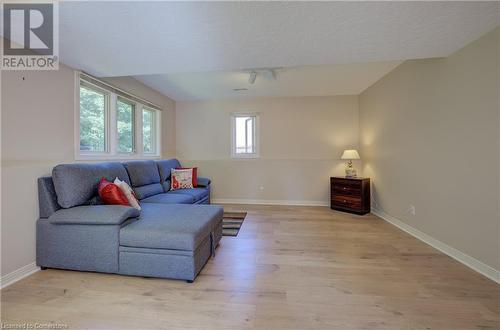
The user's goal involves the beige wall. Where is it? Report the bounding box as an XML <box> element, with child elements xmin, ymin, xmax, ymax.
<box><xmin>176</xmin><ymin>96</ymin><xmax>359</xmax><ymax>204</ymax></box>
<box><xmin>497</xmin><ymin>29</ymin><xmax>500</xmax><ymax>262</ymax></box>
<box><xmin>1</xmin><ymin>65</ymin><xmax>175</xmax><ymax>277</ymax></box>
<box><xmin>359</xmin><ymin>28</ymin><xmax>499</xmax><ymax>270</ymax></box>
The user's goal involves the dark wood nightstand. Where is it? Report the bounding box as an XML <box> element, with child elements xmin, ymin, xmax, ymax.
<box><xmin>330</xmin><ymin>177</ymin><xmax>370</xmax><ymax>215</ymax></box>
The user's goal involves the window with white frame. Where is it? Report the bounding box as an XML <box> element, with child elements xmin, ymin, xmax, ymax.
<box><xmin>231</xmin><ymin>113</ymin><xmax>259</xmax><ymax>158</ymax></box>
<box><xmin>79</xmin><ymin>82</ymin><xmax>108</xmax><ymax>152</ymax></box>
<box><xmin>116</xmin><ymin>97</ymin><xmax>135</xmax><ymax>154</ymax></box>
<box><xmin>77</xmin><ymin>73</ymin><xmax>161</xmax><ymax>159</ymax></box>
<box><xmin>142</xmin><ymin>106</ymin><xmax>156</xmax><ymax>154</ymax></box>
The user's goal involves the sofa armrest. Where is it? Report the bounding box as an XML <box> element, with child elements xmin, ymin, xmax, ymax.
<box><xmin>197</xmin><ymin>176</ymin><xmax>211</xmax><ymax>187</ymax></box>
<box><xmin>49</xmin><ymin>205</ymin><xmax>140</xmax><ymax>225</ymax></box>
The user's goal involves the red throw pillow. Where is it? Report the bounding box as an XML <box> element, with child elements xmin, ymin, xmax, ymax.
<box><xmin>98</xmin><ymin>177</ymin><xmax>130</xmax><ymax>206</ymax></box>
<box><xmin>176</xmin><ymin>167</ymin><xmax>198</xmax><ymax>187</ymax></box>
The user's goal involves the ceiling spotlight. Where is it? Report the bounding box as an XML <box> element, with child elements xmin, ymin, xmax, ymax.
<box><xmin>249</xmin><ymin>71</ymin><xmax>257</xmax><ymax>84</ymax></box>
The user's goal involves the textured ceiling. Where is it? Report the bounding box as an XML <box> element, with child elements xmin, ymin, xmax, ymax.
<box><xmin>57</xmin><ymin>1</ymin><xmax>500</xmax><ymax>78</ymax></box>
<box><xmin>134</xmin><ymin>61</ymin><xmax>403</xmax><ymax>101</ymax></box>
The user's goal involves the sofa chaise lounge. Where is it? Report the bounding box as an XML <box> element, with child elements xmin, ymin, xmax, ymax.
<box><xmin>36</xmin><ymin>159</ymin><xmax>223</xmax><ymax>282</ymax></box>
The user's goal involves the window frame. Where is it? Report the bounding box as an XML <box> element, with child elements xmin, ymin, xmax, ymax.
<box><xmin>78</xmin><ymin>81</ymin><xmax>110</xmax><ymax>156</ymax></box>
<box><xmin>116</xmin><ymin>96</ymin><xmax>136</xmax><ymax>155</ymax></box>
<box><xmin>74</xmin><ymin>72</ymin><xmax>162</xmax><ymax>160</ymax></box>
<box><xmin>142</xmin><ymin>106</ymin><xmax>158</xmax><ymax>155</ymax></box>
<box><xmin>231</xmin><ymin>112</ymin><xmax>260</xmax><ymax>159</ymax></box>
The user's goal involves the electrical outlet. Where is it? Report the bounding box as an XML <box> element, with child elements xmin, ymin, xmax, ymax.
<box><xmin>409</xmin><ymin>205</ymin><xmax>416</xmax><ymax>216</ymax></box>
<box><xmin>259</xmin><ymin>186</ymin><xmax>264</xmax><ymax>191</ymax></box>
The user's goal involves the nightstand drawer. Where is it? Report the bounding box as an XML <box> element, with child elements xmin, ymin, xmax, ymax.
<box><xmin>332</xmin><ymin>195</ymin><xmax>362</xmax><ymax>210</ymax></box>
<box><xmin>332</xmin><ymin>184</ymin><xmax>361</xmax><ymax>197</ymax></box>
<box><xmin>331</xmin><ymin>178</ymin><xmax>362</xmax><ymax>188</ymax></box>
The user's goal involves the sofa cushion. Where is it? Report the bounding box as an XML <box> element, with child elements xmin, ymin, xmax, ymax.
<box><xmin>123</xmin><ymin>160</ymin><xmax>164</xmax><ymax>199</ymax></box>
<box><xmin>167</xmin><ymin>188</ymin><xmax>209</xmax><ymax>203</ymax></box>
<box><xmin>119</xmin><ymin>203</ymin><xmax>223</xmax><ymax>251</ymax></box>
<box><xmin>141</xmin><ymin>192</ymin><xmax>193</xmax><ymax>204</ymax></box>
<box><xmin>156</xmin><ymin>159</ymin><xmax>181</xmax><ymax>182</ymax></box>
<box><xmin>123</xmin><ymin>160</ymin><xmax>161</xmax><ymax>187</ymax></box>
<box><xmin>197</xmin><ymin>177</ymin><xmax>211</xmax><ymax>187</ymax></box>
<box><xmin>49</xmin><ymin>205</ymin><xmax>140</xmax><ymax>225</ymax></box>
<box><xmin>134</xmin><ymin>183</ymin><xmax>164</xmax><ymax>200</ymax></box>
<box><xmin>161</xmin><ymin>180</ymin><xmax>171</xmax><ymax>192</ymax></box>
<box><xmin>52</xmin><ymin>162</ymin><xmax>130</xmax><ymax>208</ymax></box>
<box><xmin>38</xmin><ymin>177</ymin><xmax>61</xmax><ymax>218</ymax></box>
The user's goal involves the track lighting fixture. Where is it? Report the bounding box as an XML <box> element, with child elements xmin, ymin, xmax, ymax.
<box><xmin>249</xmin><ymin>71</ymin><xmax>257</xmax><ymax>84</ymax></box>
<box><xmin>247</xmin><ymin>67</ymin><xmax>281</xmax><ymax>84</ymax></box>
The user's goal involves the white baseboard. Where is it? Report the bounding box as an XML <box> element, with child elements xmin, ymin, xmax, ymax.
<box><xmin>1</xmin><ymin>262</ymin><xmax>40</xmax><ymax>289</ymax></box>
<box><xmin>372</xmin><ymin>207</ymin><xmax>500</xmax><ymax>284</ymax></box>
<box><xmin>212</xmin><ymin>198</ymin><xmax>329</xmax><ymax>207</ymax></box>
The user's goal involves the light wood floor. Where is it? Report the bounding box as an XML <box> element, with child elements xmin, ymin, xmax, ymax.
<box><xmin>1</xmin><ymin>205</ymin><xmax>499</xmax><ymax>329</ymax></box>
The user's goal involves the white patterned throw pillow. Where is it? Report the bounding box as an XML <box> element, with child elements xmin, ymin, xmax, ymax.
<box><xmin>171</xmin><ymin>168</ymin><xmax>194</xmax><ymax>190</ymax></box>
<box><xmin>114</xmin><ymin>177</ymin><xmax>141</xmax><ymax>210</ymax></box>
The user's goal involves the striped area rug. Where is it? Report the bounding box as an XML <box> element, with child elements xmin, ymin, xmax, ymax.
<box><xmin>222</xmin><ymin>212</ymin><xmax>247</xmax><ymax>236</ymax></box>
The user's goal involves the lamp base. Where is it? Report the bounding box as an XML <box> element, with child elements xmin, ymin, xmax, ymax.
<box><xmin>345</xmin><ymin>168</ymin><xmax>357</xmax><ymax>178</ymax></box>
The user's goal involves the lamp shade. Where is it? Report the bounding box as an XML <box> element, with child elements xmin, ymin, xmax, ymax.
<box><xmin>341</xmin><ymin>149</ymin><xmax>360</xmax><ymax>160</ymax></box>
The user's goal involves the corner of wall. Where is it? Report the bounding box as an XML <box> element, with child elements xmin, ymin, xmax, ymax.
<box><xmin>358</xmin><ymin>28</ymin><xmax>500</xmax><ymax>277</ymax></box>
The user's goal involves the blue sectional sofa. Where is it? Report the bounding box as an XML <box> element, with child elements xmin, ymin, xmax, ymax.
<box><xmin>36</xmin><ymin>159</ymin><xmax>222</xmax><ymax>282</ymax></box>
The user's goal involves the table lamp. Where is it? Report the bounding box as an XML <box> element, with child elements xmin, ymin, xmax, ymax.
<box><xmin>341</xmin><ymin>149</ymin><xmax>360</xmax><ymax>178</ymax></box>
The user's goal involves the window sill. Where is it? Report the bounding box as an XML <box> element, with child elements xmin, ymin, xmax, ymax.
<box><xmin>231</xmin><ymin>154</ymin><xmax>260</xmax><ymax>159</ymax></box>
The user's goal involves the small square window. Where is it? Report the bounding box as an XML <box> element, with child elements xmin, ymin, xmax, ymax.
<box><xmin>231</xmin><ymin>114</ymin><xmax>259</xmax><ymax>158</ymax></box>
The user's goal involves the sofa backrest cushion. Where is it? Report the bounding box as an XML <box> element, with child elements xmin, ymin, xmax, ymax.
<box><xmin>156</xmin><ymin>159</ymin><xmax>181</xmax><ymax>193</ymax></box>
<box><xmin>123</xmin><ymin>160</ymin><xmax>163</xmax><ymax>200</ymax></box>
<box><xmin>162</xmin><ymin>180</ymin><xmax>171</xmax><ymax>192</ymax></box>
<box><xmin>156</xmin><ymin>159</ymin><xmax>181</xmax><ymax>181</ymax></box>
<box><xmin>134</xmin><ymin>184</ymin><xmax>164</xmax><ymax>200</ymax></box>
<box><xmin>123</xmin><ymin>160</ymin><xmax>160</xmax><ymax>186</ymax></box>
<box><xmin>52</xmin><ymin>162</ymin><xmax>131</xmax><ymax>208</ymax></box>
<box><xmin>38</xmin><ymin>177</ymin><xmax>61</xmax><ymax>218</ymax></box>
